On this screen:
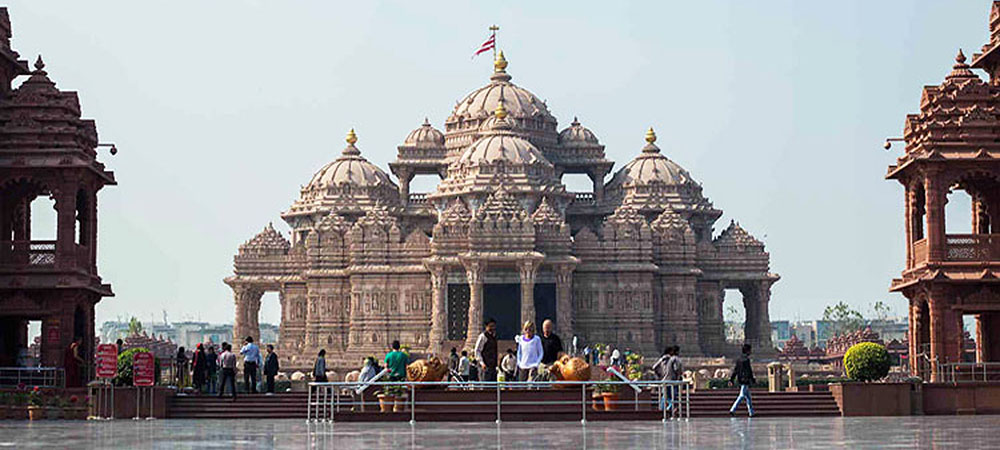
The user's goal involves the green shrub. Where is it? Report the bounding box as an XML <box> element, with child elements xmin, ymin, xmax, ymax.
<box><xmin>843</xmin><ymin>342</ymin><xmax>891</xmax><ymax>382</ymax></box>
<box><xmin>114</xmin><ymin>348</ymin><xmax>161</xmax><ymax>386</ymax></box>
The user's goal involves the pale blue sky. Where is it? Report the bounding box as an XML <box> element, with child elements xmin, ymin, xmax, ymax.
<box><xmin>5</xmin><ymin>1</ymin><xmax>992</xmax><ymax>326</ymax></box>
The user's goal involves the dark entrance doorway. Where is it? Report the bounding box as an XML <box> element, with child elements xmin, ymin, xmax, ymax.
<box><xmin>534</xmin><ymin>283</ymin><xmax>556</xmax><ymax>331</ymax></box>
<box><xmin>484</xmin><ymin>284</ymin><xmax>519</xmax><ymax>341</ymax></box>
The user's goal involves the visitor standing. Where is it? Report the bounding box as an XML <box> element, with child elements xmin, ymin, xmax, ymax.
<box><xmin>64</xmin><ymin>336</ymin><xmax>84</xmax><ymax>388</ymax></box>
<box><xmin>313</xmin><ymin>349</ymin><xmax>328</xmax><ymax>382</ymax></box>
<box><xmin>729</xmin><ymin>343</ymin><xmax>756</xmax><ymax>417</ymax></box>
<box><xmin>448</xmin><ymin>348</ymin><xmax>460</xmax><ymax>381</ymax></box>
<box><xmin>115</xmin><ymin>338</ymin><xmax>124</xmax><ymax>356</ymax></box>
<box><xmin>474</xmin><ymin>318</ymin><xmax>499</xmax><ymax>382</ymax></box>
<box><xmin>263</xmin><ymin>344</ymin><xmax>279</xmax><ymax>395</ymax></box>
<box><xmin>539</xmin><ymin>319</ymin><xmax>563</xmax><ymax>365</ymax></box>
<box><xmin>175</xmin><ymin>347</ymin><xmax>188</xmax><ymax>387</ymax></box>
<box><xmin>610</xmin><ymin>347</ymin><xmax>621</xmax><ymax>367</ymax></box>
<box><xmin>192</xmin><ymin>343</ymin><xmax>207</xmax><ymax>394</ymax></box>
<box><xmin>572</xmin><ymin>335</ymin><xmax>578</xmax><ymax>356</ymax></box>
<box><xmin>500</xmin><ymin>349</ymin><xmax>517</xmax><ymax>381</ymax></box>
<box><xmin>217</xmin><ymin>342</ymin><xmax>237</xmax><ymax>399</ymax></box>
<box><xmin>240</xmin><ymin>337</ymin><xmax>261</xmax><ymax>394</ymax></box>
<box><xmin>385</xmin><ymin>340</ymin><xmax>408</xmax><ymax>382</ymax></box>
<box><xmin>206</xmin><ymin>345</ymin><xmax>218</xmax><ymax>394</ymax></box>
<box><xmin>515</xmin><ymin>321</ymin><xmax>543</xmax><ymax>381</ymax></box>
<box><xmin>458</xmin><ymin>350</ymin><xmax>471</xmax><ymax>382</ymax></box>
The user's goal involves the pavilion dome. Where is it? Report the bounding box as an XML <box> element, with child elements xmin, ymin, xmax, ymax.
<box><xmin>558</xmin><ymin>118</ymin><xmax>600</xmax><ymax>146</ymax></box>
<box><xmin>306</xmin><ymin>129</ymin><xmax>396</xmax><ymax>190</ymax></box>
<box><xmin>403</xmin><ymin>118</ymin><xmax>445</xmax><ymax>147</ymax></box>
<box><xmin>457</xmin><ymin>102</ymin><xmax>551</xmax><ymax>167</ymax></box>
<box><xmin>607</xmin><ymin>128</ymin><xmax>694</xmax><ymax>188</ymax></box>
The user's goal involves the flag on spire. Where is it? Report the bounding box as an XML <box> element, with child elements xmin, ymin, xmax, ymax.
<box><xmin>473</xmin><ymin>26</ymin><xmax>498</xmax><ymax>58</ymax></box>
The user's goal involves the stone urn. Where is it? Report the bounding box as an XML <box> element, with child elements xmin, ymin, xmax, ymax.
<box><xmin>591</xmin><ymin>392</ymin><xmax>604</xmax><ymax>411</ymax></box>
<box><xmin>377</xmin><ymin>394</ymin><xmax>395</xmax><ymax>413</ymax></box>
<box><xmin>393</xmin><ymin>394</ymin><xmax>407</xmax><ymax>412</ymax></box>
<box><xmin>27</xmin><ymin>405</ymin><xmax>43</xmax><ymax>421</ymax></box>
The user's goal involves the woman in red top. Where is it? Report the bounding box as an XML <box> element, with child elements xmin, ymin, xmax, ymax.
<box><xmin>64</xmin><ymin>336</ymin><xmax>84</xmax><ymax>387</ymax></box>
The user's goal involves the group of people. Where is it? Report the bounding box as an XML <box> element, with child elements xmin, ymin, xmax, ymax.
<box><xmin>173</xmin><ymin>336</ymin><xmax>281</xmax><ymax>399</ymax></box>
<box><xmin>453</xmin><ymin>317</ymin><xmax>566</xmax><ymax>383</ymax></box>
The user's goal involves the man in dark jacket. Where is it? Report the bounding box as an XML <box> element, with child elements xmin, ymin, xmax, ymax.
<box><xmin>263</xmin><ymin>344</ymin><xmax>280</xmax><ymax>394</ymax></box>
<box><xmin>729</xmin><ymin>343</ymin><xmax>756</xmax><ymax>417</ymax></box>
<box><xmin>539</xmin><ymin>319</ymin><xmax>563</xmax><ymax>365</ymax></box>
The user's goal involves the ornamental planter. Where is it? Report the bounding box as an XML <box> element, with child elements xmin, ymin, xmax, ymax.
<box><xmin>27</xmin><ymin>406</ymin><xmax>43</xmax><ymax>421</ymax></box>
<box><xmin>393</xmin><ymin>395</ymin><xmax>407</xmax><ymax>412</ymax></box>
<box><xmin>377</xmin><ymin>394</ymin><xmax>395</xmax><ymax>413</ymax></box>
<box><xmin>591</xmin><ymin>392</ymin><xmax>604</xmax><ymax>411</ymax></box>
<box><xmin>46</xmin><ymin>407</ymin><xmax>62</xmax><ymax>420</ymax></box>
<box><xmin>601</xmin><ymin>392</ymin><xmax>621</xmax><ymax>411</ymax></box>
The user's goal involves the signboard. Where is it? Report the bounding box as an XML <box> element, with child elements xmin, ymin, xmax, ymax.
<box><xmin>96</xmin><ymin>344</ymin><xmax>118</xmax><ymax>379</ymax></box>
<box><xmin>46</xmin><ymin>322</ymin><xmax>60</xmax><ymax>345</ymax></box>
<box><xmin>133</xmin><ymin>352</ymin><xmax>155</xmax><ymax>387</ymax></box>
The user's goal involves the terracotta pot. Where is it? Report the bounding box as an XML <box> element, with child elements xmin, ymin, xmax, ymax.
<box><xmin>591</xmin><ymin>393</ymin><xmax>604</xmax><ymax>411</ymax></box>
<box><xmin>377</xmin><ymin>395</ymin><xmax>394</xmax><ymax>413</ymax></box>
<box><xmin>393</xmin><ymin>396</ymin><xmax>406</xmax><ymax>412</ymax></box>
<box><xmin>601</xmin><ymin>392</ymin><xmax>620</xmax><ymax>411</ymax></box>
<box><xmin>27</xmin><ymin>406</ymin><xmax>43</xmax><ymax>421</ymax></box>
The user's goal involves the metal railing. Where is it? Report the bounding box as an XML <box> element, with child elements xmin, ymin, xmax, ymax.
<box><xmin>0</xmin><ymin>367</ymin><xmax>65</xmax><ymax>388</ymax></box>
<box><xmin>937</xmin><ymin>362</ymin><xmax>1000</xmax><ymax>383</ymax></box>
<box><xmin>307</xmin><ymin>378</ymin><xmax>690</xmax><ymax>423</ymax></box>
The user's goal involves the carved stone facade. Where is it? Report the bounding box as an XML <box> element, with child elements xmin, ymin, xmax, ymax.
<box><xmin>0</xmin><ymin>9</ymin><xmax>116</xmax><ymax>379</ymax></box>
<box><xmin>888</xmin><ymin>3</ymin><xmax>1000</xmax><ymax>381</ymax></box>
<box><xmin>227</xmin><ymin>51</ymin><xmax>778</xmax><ymax>371</ymax></box>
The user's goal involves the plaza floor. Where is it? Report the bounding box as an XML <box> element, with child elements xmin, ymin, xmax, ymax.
<box><xmin>0</xmin><ymin>416</ymin><xmax>997</xmax><ymax>449</ymax></box>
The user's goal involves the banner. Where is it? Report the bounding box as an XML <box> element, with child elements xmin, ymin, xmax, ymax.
<box><xmin>133</xmin><ymin>352</ymin><xmax>155</xmax><ymax>387</ymax></box>
<box><xmin>96</xmin><ymin>343</ymin><xmax>118</xmax><ymax>379</ymax></box>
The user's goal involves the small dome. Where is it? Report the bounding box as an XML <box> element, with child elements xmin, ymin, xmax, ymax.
<box><xmin>448</xmin><ymin>52</ymin><xmax>553</xmax><ymax>123</ymax></box>
<box><xmin>404</xmin><ymin>118</ymin><xmax>445</xmax><ymax>147</ymax></box>
<box><xmin>458</xmin><ymin>133</ymin><xmax>549</xmax><ymax>166</ymax></box>
<box><xmin>239</xmin><ymin>223</ymin><xmax>290</xmax><ymax>257</ymax></box>
<box><xmin>558</xmin><ymin>117</ymin><xmax>599</xmax><ymax>146</ymax></box>
<box><xmin>606</xmin><ymin>128</ymin><xmax>693</xmax><ymax>188</ymax></box>
<box><xmin>307</xmin><ymin>129</ymin><xmax>396</xmax><ymax>190</ymax></box>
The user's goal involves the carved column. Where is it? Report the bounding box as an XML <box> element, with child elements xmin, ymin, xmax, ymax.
<box><xmin>232</xmin><ymin>284</ymin><xmax>263</xmax><ymax>344</ymax></box>
<box><xmin>54</xmin><ymin>187</ymin><xmax>76</xmax><ymax>269</ymax></box>
<box><xmin>755</xmin><ymin>280</ymin><xmax>774</xmax><ymax>352</ymax></box>
<box><xmin>464</xmin><ymin>260</ymin><xmax>485</xmax><ymax>349</ymax></box>
<box><xmin>904</xmin><ymin>185</ymin><xmax>914</xmax><ymax>268</ymax></box>
<box><xmin>427</xmin><ymin>264</ymin><xmax>448</xmax><ymax>354</ymax></box>
<box><xmin>555</xmin><ymin>265</ymin><xmax>575</xmax><ymax>339</ymax></box>
<box><xmin>519</xmin><ymin>260</ymin><xmax>539</xmax><ymax>330</ymax></box>
<box><xmin>589</xmin><ymin>170</ymin><xmax>604</xmax><ymax>203</ymax></box>
<box><xmin>927</xmin><ymin>288</ymin><xmax>960</xmax><ymax>381</ymax></box>
<box><xmin>924</xmin><ymin>170</ymin><xmax>946</xmax><ymax>262</ymax></box>
<box><xmin>909</xmin><ymin>299</ymin><xmax>919</xmax><ymax>375</ymax></box>
<box><xmin>398</xmin><ymin>167</ymin><xmax>413</xmax><ymax>205</ymax></box>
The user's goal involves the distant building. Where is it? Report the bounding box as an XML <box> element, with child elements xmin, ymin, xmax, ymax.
<box><xmin>99</xmin><ymin>320</ymin><xmax>277</xmax><ymax>351</ymax></box>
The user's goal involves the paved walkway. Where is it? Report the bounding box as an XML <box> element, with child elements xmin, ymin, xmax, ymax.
<box><xmin>1</xmin><ymin>416</ymin><xmax>997</xmax><ymax>449</ymax></box>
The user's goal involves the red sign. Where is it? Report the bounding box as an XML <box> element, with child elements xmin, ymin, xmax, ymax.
<box><xmin>133</xmin><ymin>352</ymin><xmax>155</xmax><ymax>387</ymax></box>
<box><xmin>96</xmin><ymin>344</ymin><xmax>118</xmax><ymax>379</ymax></box>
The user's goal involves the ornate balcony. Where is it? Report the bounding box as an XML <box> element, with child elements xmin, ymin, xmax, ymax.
<box><xmin>911</xmin><ymin>234</ymin><xmax>1000</xmax><ymax>266</ymax></box>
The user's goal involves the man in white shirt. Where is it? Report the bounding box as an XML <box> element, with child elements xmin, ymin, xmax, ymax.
<box><xmin>458</xmin><ymin>350</ymin><xmax>471</xmax><ymax>382</ymax></box>
<box><xmin>239</xmin><ymin>336</ymin><xmax>262</xmax><ymax>394</ymax></box>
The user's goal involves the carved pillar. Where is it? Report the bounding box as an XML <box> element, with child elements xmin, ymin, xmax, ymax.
<box><xmin>464</xmin><ymin>260</ymin><xmax>484</xmax><ymax>349</ymax></box>
<box><xmin>909</xmin><ymin>298</ymin><xmax>919</xmax><ymax>375</ymax></box>
<box><xmin>927</xmin><ymin>288</ymin><xmax>960</xmax><ymax>381</ymax></box>
<box><xmin>54</xmin><ymin>187</ymin><xmax>76</xmax><ymax>268</ymax></box>
<box><xmin>979</xmin><ymin>312</ymin><xmax>1000</xmax><ymax>362</ymax></box>
<box><xmin>398</xmin><ymin>168</ymin><xmax>413</xmax><ymax>205</ymax></box>
<box><xmin>555</xmin><ymin>265</ymin><xmax>575</xmax><ymax>339</ymax></box>
<box><xmin>755</xmin><ymin>280</ymin><xmax>774</xmax><ymax>351</ymax></box>
<box><xmin>232</xmin><ymin>284</ymin><xmax>263</xmax><ymax>344</ymax></box>
<box><xmin>904</xmin><ymin>185</ymin><xmax>914</xmax><ymax>268</ymax></box>
<box><xmin>519</xmin><ymin>260</ymin><xmax>539</xmax><ymax>329</ymax></box>
<box><xmin>427</xmin><ymin>264</ymin><xmax>448</xmax><ymax>354</ymax></box>
<box><xmin>589</xmin><ymin>170</ymin><xmax>604</xmax><ymax>203</ymax></box>
<box><xmin>924</xmin><ymin>171</ymin><xmax>946</xmax><ymax>262</ymax></box>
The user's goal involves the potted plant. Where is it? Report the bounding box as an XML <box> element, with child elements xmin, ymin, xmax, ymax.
<box><xmin>27</xmin><ymin>386</ymin><xmax>44</xmax><ymax>420</ymax></box>
<box><xmin>591</xmin><ymin>389</ymin><xmax>604</xmax><ymax>411</ymax></box>
<box><xmin>376</xmin><ymin>387</ymin><xmax>396</xmax><ymax>413</ymax></box>
<box><xmin>67</xmin><ymin>395</ymin><xmax>86</xmax><ymax>420</ymax></box>
<box><xmin>46</xmin><ymin>395</ymin><xmax>66</xmax><ymax>420</ymax></box>
<box><xmin>10</xmin><ymin>391</ymin><xmax>28</xmax><ymax>420</ymax></box>
<box><xmin>597</xmin><ymin>383</ymin><xmax>622</xmax><ymax>411</ymax></box>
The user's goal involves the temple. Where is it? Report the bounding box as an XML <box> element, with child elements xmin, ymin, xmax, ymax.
<box><xmin>888</xmin><ymin>2</ymin><xmax>1000</xmax><ymax>381</ymax></box>
<box><xmin>0</xmin><ymin>8</ymin><xmax>116</xmax><ymax>378</ymax></box>
<box><xmin>226</xmin><ymin>51</ymin><xmax>778</xmax><ymax>370</ymax></box>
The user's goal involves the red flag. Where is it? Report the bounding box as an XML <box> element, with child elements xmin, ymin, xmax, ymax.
<box><xmin>473</xmin><ymin>34</ymin><xmax>495</xmax><ymax>58</ymax></box>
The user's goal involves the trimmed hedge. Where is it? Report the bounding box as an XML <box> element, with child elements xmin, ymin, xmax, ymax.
<box><xmin>843</xmin><ymin>342</ymin><xmax>891</xmax><ymax>382</ymax></box>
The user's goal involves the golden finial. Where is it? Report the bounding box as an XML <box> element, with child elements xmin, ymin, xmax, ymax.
<box><xmin>346</xmin><ymin>128</ymin><xmax>358</xmax><ymax>145</ymax></box>
<box><xmin>645</xmin><ymin>127</ymin><xmax>657</xmax><ymax>144</ymax></box>
<box><xmin>495</xmin><ymin>100</ymin><xmax>508</xmax><ymax>119</ymax></box>
<box><xmin>494</xmin><ymin>50</ymin><xmax>508</xmax><ymax>72</ymax></box>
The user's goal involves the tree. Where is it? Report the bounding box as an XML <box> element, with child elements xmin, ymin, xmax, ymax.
<box><xmin>871</xmin><ymin>301</ymin><xmax>892</xmax><ymax>322</ymax></box>
<box><xmin>127</xmin><ymin>317</ymin><xmax>143</xmax><ymax>335</ymax></box>
<box><xmin>822</xmin><ymin>301</ymin><xmax>864</xmax><ymax>336</ymax></box>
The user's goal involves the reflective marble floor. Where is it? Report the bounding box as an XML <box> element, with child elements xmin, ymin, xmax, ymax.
<box><xmin>0</xmin><ymin>416</ymin><xmax>996</xmax><ymax>449</ymax></box>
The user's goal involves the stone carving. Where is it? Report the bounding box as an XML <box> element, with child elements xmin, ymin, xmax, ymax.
<box><xmin>406</xmin><ymin>357</ymin><xmax>448</xmax><ymax>385</ymax></box>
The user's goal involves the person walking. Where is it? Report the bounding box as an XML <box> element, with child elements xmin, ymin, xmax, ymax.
<box><xmin>217</xmin><ymin>342</ymin><xmax>237</xmax><ymax>400</ymax></box>
<box><xmin>458</xmin><ymin>350</ymin><xmax>471</xmax><ymax>383</ymax></box>
<box><xmin>206</xmin><ymin>345</ymin><xmax>218</xmax><ymax>395</ymax></box>
<box><xmin>474</xmin><ymin>318</ymin><xmax>499</xmax><ymax>382</ymax></box>
<box><xmin>653</xmin><ymin>346</ymin><xmax>683</xmax><ymax>410</ymax></box>
<box><xmin>192</xmin><ymin>343</ymin><xmax>207</xmax><ymax>394</ymax></box>
<box><xmin>729</xmin><ymin>343</ymin><xmax>756</xmax><ymax>417</ymax></box>
<box><xmin>240</xmin><ymin>336</ymin><xmax>261</xmax><ymax>394</ymax></box>
<box><xmin>500</xmin><ymin>349</ymin><xmax>517</xmax><ymax>381</ymax></box>
<box><xmin>447</xmin><ymin>348</ymin><xmax>460</xmax><ymax>381</ymax></box>
<box><xmin>539</xmin><ymin>319</ymin><xmax>563</xmax><ymax>365</ymax></box>
<box><xmin>313</xmin><ymin>349</ymin><xmax>328</xmax><ymax>382</ymax></box>
<box><xmin>263</xmin><ymin>344</ymin><xmax>279</xmax><ymax>395</ymax></box>
<box><xmin>515</xmin><ymin>321</ymin><xmax>543</xmax><ymax>382</ymax></box>
<box><xmin>385</xmin><ymin>340</ymin><xmax>408</xmax><ymax>382</ymax></box>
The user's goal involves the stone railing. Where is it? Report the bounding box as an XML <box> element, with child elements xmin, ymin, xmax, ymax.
<box><xmin>571</xmin><ymin>192</ymin><xmax>595</xmax><ymax>205</ymax></box>
<box><xmin>946</xmin><ymin>234</ymin><xmax>1000</xmax><ymax>261</ymax></box>
<box><xmin>912</xmin><ymin>238</ymin><xmax>928</xmax><ymax>265</ymax></box>
<box><xmin>408</xmin><ymin>193</ymin><xmax>428</xmax><ymax>204</ymax></box>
